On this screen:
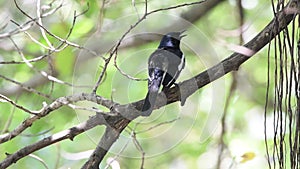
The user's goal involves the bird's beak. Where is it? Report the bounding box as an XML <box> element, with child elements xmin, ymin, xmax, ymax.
<box><xmin>179</xmin><ymin>30</ymin><xmax>187</xmax><ymax>39</ymax></box>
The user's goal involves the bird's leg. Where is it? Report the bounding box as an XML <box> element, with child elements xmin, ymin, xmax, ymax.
<box><xmin>173</xmin><ymin>83</ymin><xmax>182</xmax><ymax>103</ymax></box>
<box><xmin>168</xmin><ymin>83</ymin><xmax>187</xmax><ymax>106</ymax></box>
<box><xmin>175</xmin><ymin>83</ymin><xmax>187</xmax><ymax>106</ymax></box>
<box><xmin>161</xmin><ymin>83</ymin><xmax>174</xmax><ymax>93</ymax></box>
<box><xmin>162</xmin><ymin>83</ymin><xmax>184</xmax><ymax>104</ymax></box>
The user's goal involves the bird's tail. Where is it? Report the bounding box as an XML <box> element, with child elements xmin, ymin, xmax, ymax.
<box><xmin>141</xmin><ymin>91</ymin><xmax>158</xmax><ymax>116</ymax></box>
<box><xmin>141</xmin><ymin>69</ymin><xmax>163</xmax><ymax>116</ymax></box>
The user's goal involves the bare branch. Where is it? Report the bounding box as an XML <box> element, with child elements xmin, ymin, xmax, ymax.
<box><xmin>81</xmin><ymin>124</ymin><xmax>129</xmax><ymax>169</ymax></box>
<box><xmin>0</xmin><ymin>1</ymin><xmax>62</xmax><ymax>39</ymax></box>
<box><xmin>12</xmin><ymin>0</ymin><xmax>96</xmax><ymax>57</ymax></box>
<box><xmin>0</xmin><ymin>1</ymin><xmax>299</xmax><ymax>168</ymax></box>
<box><xmin>0</xmin><ymin>98</ymin><xmax>16</xmax><ymax>134</ymax></box>
<box><xmin>0</xmin><ymin>74</ymin><xmax>51</xmax><ymax>98</ymax></box>
<box><xmin>9</xmin><ymin>37</ymin><xmax>91</xmax><ymax>88</ymax></box>
<box><xmin>28</xmin><ymin>154</ymin><xmax>49</xmax><ymax>169</ymax></box>
<box><xmin>0</xmin><ymin>3</ymin><xmax>93</xmax><ymax>98</ymax></box>
<box><xmin>0</xmin><ymin>94</ymin><xmax>38</xmax><ymax>115</ymax></box>
<box><xmin>36</xmin><ymin>0</ymin><xmax>54</xmax><ymax>50</ymax></box>
<box><xmin>131</xmin><ymin>131</ymin><xmax>145</xmax><ymax>169</ymax></box>
<box><xmin>78</xmin><ymin>0</ymin><xmax>224</xmax><ymax>64</ymax></box>
<box><xmin>92</xmin><ymin>0</ymin><xmax>207</xmax><ymax>93</ymax></box>
<box><xmin>0</xmin><ymin>112</ymin><xmax>106</xmax><ymax>169</ymax></box>
<box><xmin>135</xmin><ymin>118</ymin><xmax>179</xmax><ymax>134</ymax></box>
<box><xmin>85</xmin><ymin>1</ymin><xmax>300</xmax><ymax>168</ymax></box>
<box><xmin>0</xmin><ymin>93</ymin><xmax>116</xmax><ymax>144</ymax></box>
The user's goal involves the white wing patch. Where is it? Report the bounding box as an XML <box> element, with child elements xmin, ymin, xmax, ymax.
<box><xmin>178</xmin><ymin>54</ymin><xmax>185</xmax><ymax>71</ymax></box>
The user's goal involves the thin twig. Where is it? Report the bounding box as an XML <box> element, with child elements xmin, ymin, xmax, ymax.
<box><xmin>135</xmin><ymin>118</ymin><xmax>180</xmax><ymax>134</ymax></box>
<box><xmin>0</xmin><ymin>93</ymin><xmax>116</xmax><ymax>144</ymax></box>
<box><xmin>0</xmin><ymin>96</ymin><xmax>19</xmax><ymax>134</ymax></box>
<box><xmin>0</xmin><ymin>1</ymin><xmax>63</xmax><ymax>39</ymax></box>
<box><xmin>93</xmin><ymin>0</ymin><xmax>206</xmax><ymax>92</ymax></box>
<box><xmin>37</xmin><ymin>0</ymin><xmax>55</xmax><ymax>50</ymax></box>
<box><xmin>20</xmin><ymin>127</ymin><xmax>54</xmax><ymax>137</ymax></box>
<box><xmin>0</xmin><ymin>74</ymin><xmax>51</xmax><ymax>98</ymax></box>
<box><xmin>0</xmin><ymin>112</ymin><xmax>106</xmax><ymax>169</ymax></box>
<box><xmin>131</xmin><ymin>131</ymin><xmax>145</xmax><ymax>169</ymax></box>
<box><xmin>13</xmin><ymin>0</ymin><xmax>98</xmax><ymax>58</ymax></box>
<box><xmin>28</xmin><ymin>154</ymin><xmax>49</xmax><ymax>169</ymax></box>
<box><xmin>9</xmin><ymin>37</ymin><xmax>92</xmax><ymax>88</ymax></box>
<box><xmin>0</xmin><ymin>94</ymin><xmax>37</xmax><ymax>115</ymax></box>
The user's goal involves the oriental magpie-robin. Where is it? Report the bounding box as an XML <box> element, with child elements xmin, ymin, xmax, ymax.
<box><xmin>141</xmin><ymin>31</ymin><xmax>186</xmax><ymax>116</ymax></box>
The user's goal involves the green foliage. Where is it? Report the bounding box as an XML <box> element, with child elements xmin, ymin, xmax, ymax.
<box><xmin>0</xmin><ymin>0</ymin><xmax>292</xmax><ymax>168</ymax></box>
<box><xmin>55</xmin><ymin>47</ymin><xmax>75</xmax><ymax>76</ymax></box>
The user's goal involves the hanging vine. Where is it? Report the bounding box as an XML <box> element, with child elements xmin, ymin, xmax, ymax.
<box><xmin>265</xmin><ymin>0</ymin><xmax>299</xmax><ymax>168</ymax></box>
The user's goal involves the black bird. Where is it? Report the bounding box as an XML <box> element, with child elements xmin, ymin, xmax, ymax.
<box><xmin>141</xmin><ymin>31</ymin><xmax>186</xmax><ymax>116</ymax></box>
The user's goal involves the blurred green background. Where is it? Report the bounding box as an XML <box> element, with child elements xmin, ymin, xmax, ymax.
<box><xmin>0</xmin><ymin>0</ymin><xmax>290</xmax><ymax>168</ymax></box>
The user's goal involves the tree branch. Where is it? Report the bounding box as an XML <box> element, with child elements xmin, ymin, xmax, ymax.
<box><xmin>81</xmin><ymin>124</ymin><xmax>129</xmax><ymax>169</ymax></box>
<box><xmin>0</xmin><ymin>93</ymin><xmax>115</xmax><ymax>144</ymax></box>
<box><xmin>0</xmin><ymin>0</ymin><xmax>224</xmax><ymax>97</ymax></box>
<box><xmin>77</xmin><ymin>0</ymin><xmax>225</xmax><ymax>62</ymax></box>
<box><xmin>0</xmin><ymin>1</ymin><xmax>299</xmax><ymax>168</ymax></box>
<box><xmin>83</xmin><ymin>0</ymin><xmax>300</xmax><ymax>168</ymax></box>
<box><xmin>0</xmin><ymin>112</ymin><xmax>106</xmax><ymax>169</ymax></box>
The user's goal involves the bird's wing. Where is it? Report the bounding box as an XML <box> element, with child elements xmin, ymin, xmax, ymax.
<box><xmin>148</xmin><ymin>49</ymin><xmax>169</xmax><ymax>73</ymax></box>
<box><xmin>142</xmin><ymin>49</ymin><xmax>168</xmax><ymax>116</ymax></box>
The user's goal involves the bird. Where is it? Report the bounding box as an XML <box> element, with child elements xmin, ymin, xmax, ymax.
<box><xmin>141</xmin><ymin>31</ymin><xmax>186</xmax><ymax>116</ymax></box>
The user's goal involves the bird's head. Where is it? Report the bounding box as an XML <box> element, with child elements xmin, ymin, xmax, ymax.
<box><xmin>158</xmin><ymin>30</ymin><xmax>186</xmax><ymax>49</ymax></box>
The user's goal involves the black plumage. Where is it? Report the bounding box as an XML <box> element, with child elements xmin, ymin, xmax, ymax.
<box><xmin>141</xmin><ymin>31</ymin><xmax>186</xmax><ymax>116</ymax></box>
